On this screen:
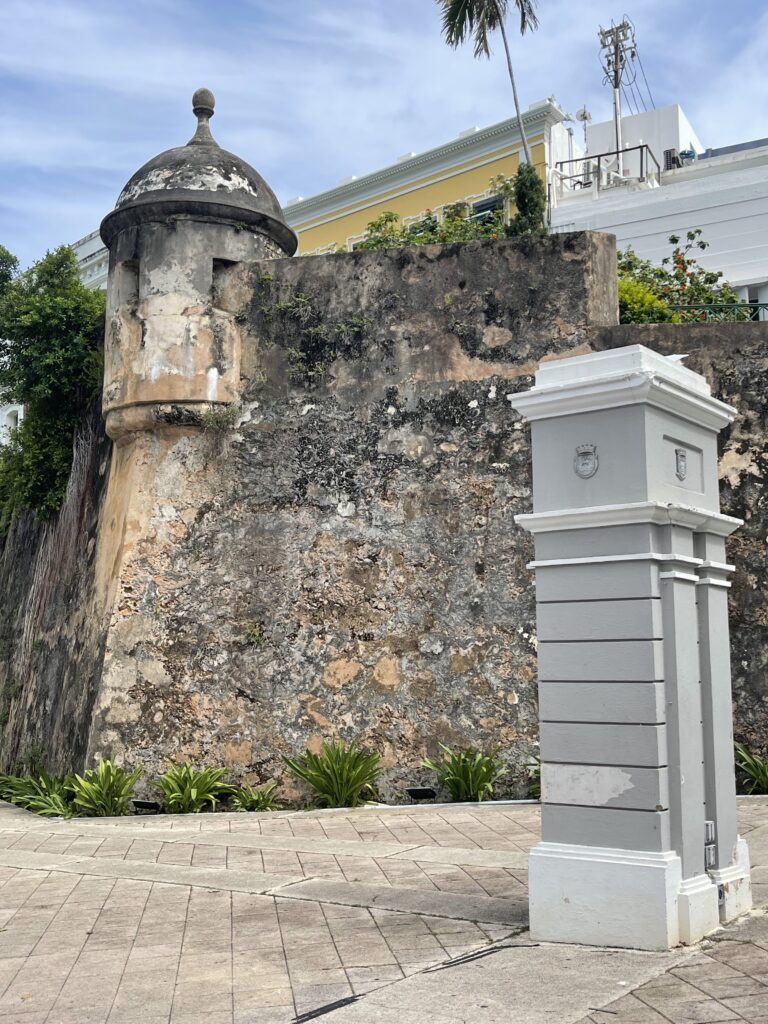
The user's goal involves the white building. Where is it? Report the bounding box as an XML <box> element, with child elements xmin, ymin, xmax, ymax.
<box><xmin>549</xmin><ymin>104</ymin><xmax>768</xmax><ymax>304</ymax></box>
<box><xmin>0</xmin><ymin>404</ymin><xmax>23</xmax><ymax>444</ymax></box>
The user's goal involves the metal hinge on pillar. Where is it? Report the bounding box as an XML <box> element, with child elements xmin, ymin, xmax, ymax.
<box><xmin>705</xmin><ymin>820</ymin><xmax>716</xmax><ymax>869</ymax></box>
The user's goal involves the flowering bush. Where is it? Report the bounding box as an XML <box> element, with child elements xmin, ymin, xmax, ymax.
<box><xmin>617</xmin><ymin>230</ymin><xmax>742</xmax><ymax>322</ymax></box>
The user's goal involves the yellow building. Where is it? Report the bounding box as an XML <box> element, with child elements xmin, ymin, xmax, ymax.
<box><xmin>284</xmin><ymin>100</ymin><xmax>570</xmax><ymax>254</ymax></box>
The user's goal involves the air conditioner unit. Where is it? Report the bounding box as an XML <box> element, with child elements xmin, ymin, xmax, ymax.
<box><xmin>664</xmin><ymin>148</ymin><xmax>682</xmax><ymax>171</ymax></box>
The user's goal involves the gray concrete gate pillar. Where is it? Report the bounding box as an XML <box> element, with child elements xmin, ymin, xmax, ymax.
<box><xmin>510</xmin><ymin>346</ymin><xmax>752</xmax><ymax>950</ymax></box>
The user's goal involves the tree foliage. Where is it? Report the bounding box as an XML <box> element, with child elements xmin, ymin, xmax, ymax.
<box><xmin>618</xmin><ymin>279</ymin><xmax>680</xmax><ymax>325</ymax></box>
<box><xmin>506</xmin><ymin>162</ymin><xmax>546</xmax><ymax>235</ymax></box>
<box><xmin>618</xmin><ymin>230</ymin><xmax>741</xmax><ymax>323</ymax></box>
<box><xmin>0</xmin><ymin>245</ymin><xmax>105</xmax><ymax>522</ymax></box>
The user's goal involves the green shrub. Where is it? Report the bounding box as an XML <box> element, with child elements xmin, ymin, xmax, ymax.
<box><xmin>68</xmin><ymin>760</ymin><xmax>142</xmax><ymax>817</ymax></box>
<box><xmin>284</xmin><ymin>739</ymin><xmax>381</xmax><ymax>808</ymax></box>
<box><xmin>422</xmin><ymin>744</ymin><xmax>504</xmax><ymax>802</ymax></box>
<box><xmin>618</xmin><ymin>277</ymin><xmax>679</xmax><ymax>324</ymax></box>
<box><xmin>152</xmin><ymin>762</ymin><xmax>233</xmax><ymax>813</ymax></box>
<box><xmin>735</xmin><ymin>742</ymin><xmax>768</xmax><ymax>795</ymax></box>
<box><xmin>231</xmin><ymin>781</ymin><xmax>281</xmax><ymax>812</ymax></box>
<box><xmin>0</xmin><ymin>771</ymin><xmax>76</xmax><ymax>817</ymax></box>
<box><xmin>526</xmin><ymin>754</ymin><xmax>541</xmax><ymax>799</ymax></box>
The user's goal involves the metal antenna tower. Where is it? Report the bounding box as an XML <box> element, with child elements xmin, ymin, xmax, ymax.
<box><xmin>598</xmin><ymin>16</ymin><xmax>637</xmax><ymax>176</ymax></box>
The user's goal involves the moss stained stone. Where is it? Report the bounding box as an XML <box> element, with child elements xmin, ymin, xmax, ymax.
<box><xmin>2</xmin><ymin>235</ymin><xmax>766</xmax><ymax>796</ymax></box>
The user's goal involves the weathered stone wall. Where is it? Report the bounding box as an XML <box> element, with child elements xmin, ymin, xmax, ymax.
<box><xmin>0</xmin><ymin>414</ymin><xmax>112</xmax><ymax>773</ymax></box>
<box><xmin>2</xmin><ymin>235</ymin><xmax>766</xmax><ymax>803</ymax></box>
<box><xmin>596</xmin><ymin>323</ymin><xmax>768</xmax><ymax>755</ymax></box>
<box><xmin>86</xmin><ymin>233</ymin><xmax>617</xmax><ymax>799</ymax></box>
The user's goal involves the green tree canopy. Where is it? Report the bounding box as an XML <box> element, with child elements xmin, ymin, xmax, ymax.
<box><xmin>0</xmin><ymin>246</ymin><xmax>105</xmax><ymax>522</ymax></box>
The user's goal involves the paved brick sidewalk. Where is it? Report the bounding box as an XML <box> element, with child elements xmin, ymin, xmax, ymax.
<box><xmin>0</xmin><ymin>798</ymin><xmax>765</xmax><ymax>1024</ymax></box>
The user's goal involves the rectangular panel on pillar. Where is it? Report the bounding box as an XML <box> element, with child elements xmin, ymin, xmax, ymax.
<box><xmin>509</xmin><ymin>345</ymin><xmax>750</xmax><ymax>951</ymax></box>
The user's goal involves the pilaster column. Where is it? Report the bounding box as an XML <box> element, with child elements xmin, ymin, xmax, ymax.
<box><xmin>510</xmin><ymin>345</ymin><xmax>751</xmax><ymax>950</ymax></box>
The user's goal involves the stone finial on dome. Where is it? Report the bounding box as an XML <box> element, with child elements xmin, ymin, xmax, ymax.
<box><xmin>189</xmin><ymin>88</ymin><xmax>216</xmax><ymax>145</ymax></box>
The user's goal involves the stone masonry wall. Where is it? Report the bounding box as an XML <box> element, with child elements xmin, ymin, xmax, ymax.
<box><xmin>2</xmin><ymin>235</ymin><xmax>767</xmax><ymax>801</ymax></box>
<box><xmin>0</xmin><ymin>414</ymin><xmax>112</xmax><ymax>774</ymax></box>
<box><xmin>86</xmin><ymin>233</ymin><xmax>616</xmax><ymax>800</ymax></box>
<box><xmin>597</xmin><ymin>323</ymin><xmax>768</xmax><ymax>756</ymax></box>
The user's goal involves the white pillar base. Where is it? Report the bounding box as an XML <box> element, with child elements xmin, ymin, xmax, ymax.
<box><xmin>709</xmin><ymin>836</ymin><xmax>752</xmax><ymax>924</ymax></box>
<box><xmin>529</xmin><ymin>842</ymin><xmax>728</xmax><ymax>950</ymax></box>
<box><xmin>678</xmin><ymin>873</ymin><xmax>721</xmax><ymax>944</ymax></box>
<box><xmin>529</xmin><ymin>842</ymin><xmax>683</xmax><ymax>950</ymax></box>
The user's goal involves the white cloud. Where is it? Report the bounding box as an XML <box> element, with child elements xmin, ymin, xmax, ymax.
<box><xmin>1</xmin><ymin>0</ymin><xmax>765</xmax><ymax>266</ymax></box>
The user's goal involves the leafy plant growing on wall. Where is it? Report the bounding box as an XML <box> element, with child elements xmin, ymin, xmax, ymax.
<box><xmin>68</xmin><ymin>760</ymin><xmax>143</xmax><ymax>817</ymax></box>
<box><xmin>284</xmin><ymin>739</ymin><xmax>381</xmax><ymax>808</ymax></box>
<box><xmin>152</xmin><ymin>762</ymin><xmax>234</xmax><ymax>813</ymax></box>
<box><xmin>506</xmin><ymin>163</ymin><xmax>547</xmax><ymax>235</ymax></box>
<box><xmin>356</xmin><ymin>166</ymin><xmax>545</xmax><ymax>252</ymax></box>
<box><xmin>422</xmin><ymin>744</ymin><xmax>504</xmax><ymax>802</ymax></box>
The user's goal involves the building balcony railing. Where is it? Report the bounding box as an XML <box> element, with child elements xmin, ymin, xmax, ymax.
<box><xmin>550</xmin><ymin>144</ymin><xmax>661</xmax><ymax>207</ymax></box>
<box><xmin>668</xmin><ymin>302</ymin><xmax>768</xmax><ymax>323</ymax></box>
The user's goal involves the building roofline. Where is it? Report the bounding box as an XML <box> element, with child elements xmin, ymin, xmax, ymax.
<box><xmin>284</xmin><ymin>102</ymin><xmax>564</xmax><ymax>222</ymax></box>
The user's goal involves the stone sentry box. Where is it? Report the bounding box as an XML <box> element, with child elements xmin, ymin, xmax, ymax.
<box><xmin>510</xmin><ymin>346</ymin><xmax>751</xmax><ymax>950</ymax></box>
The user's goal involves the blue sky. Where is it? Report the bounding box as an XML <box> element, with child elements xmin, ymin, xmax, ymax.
<box><xmin>1</xmin><ymin>0</ymin><xmax>766</xmax><ymax>268</ymax></box>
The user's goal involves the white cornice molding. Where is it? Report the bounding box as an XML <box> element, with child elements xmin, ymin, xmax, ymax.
<box><xmin>515</xmin><ymin>501</ymin><xmax>743</xmax><ymax>536</ymax></box>
<box><xmin>285</xmin><ymin>104</ymin><xmax>563</xmax><ymax>224</ymax></box>
<box><xmin>508</xmin><ymin>372</ymin><xmax>735</xmax><ymax>432</ymax></box>
<box><xmin>508</xmin><ymin>370</ymin><xmax>735</xmax><ymax>434</ymax></box>
<box><xmin>508</xmin><ymin>346</ymin><xmax>735</xmax><ymax>433</ymax></box>
<box><xmin>527</xmin><ymin>551</ymin><xmax>703</xmax><ymax>569</ymax></box>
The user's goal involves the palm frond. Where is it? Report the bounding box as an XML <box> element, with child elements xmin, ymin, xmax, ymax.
<box><xmin>514</xmin><ymin>0</ymin><xmax>539</xmax><ymax>33</ymax></box>
<box><xmin>438</xmin><ymin>0</ymin><xmax>538</xmax><ymax>55</ymax></box>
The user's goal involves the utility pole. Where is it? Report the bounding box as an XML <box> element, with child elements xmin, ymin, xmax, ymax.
<box><xmin>598</xmin><ymin>19</ymin><xmax>635</xmax><ymax>176</ymax></box>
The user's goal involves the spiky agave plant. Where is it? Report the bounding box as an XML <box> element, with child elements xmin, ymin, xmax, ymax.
<box><xmin>735</xmin><ymin>742</ymin><xmax>768</xmax><ymax>795</ymax></box>
<box><xmin>422</xmin><ymin>744</ymin><xmax>505</xmax><ymax>802</ymax></box>
<box><xmin>0</xmin><ymin>771</ymin><xmax>77</xmax><ymax>817</ymax></box>
<box><xmin>284</xmin><ymin>739</ymin><xmax>380</xmax><ymax>808</ymax></box>
<box><xmin>152</xmin><ymin>762</ymin><xmax>234</xmax><ymax>813</ymax></box>
<box><xmin>231</xmin><ymin>781</ymin><xmax>282</xmax><ymax>812</ymax></box>
<box><xmin>68</xmin><ymin>760</ymin><xmax>143</xmax><ymax>817</ymax></box>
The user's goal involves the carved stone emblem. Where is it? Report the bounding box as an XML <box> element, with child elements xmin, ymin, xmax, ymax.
<box><xmin>574</xmin><ymin>443</ymin><xmax>599</xmax><ymax>479</ymax></box>
<box><xmin>675</xmin><ymin>447</ymin><xmax>688</xmax><ymax>481</ymax></box>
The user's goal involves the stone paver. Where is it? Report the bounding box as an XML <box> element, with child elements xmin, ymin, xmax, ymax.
<box><xmin>0</xmin><ymin>797</ymin><xmax>764</xmax><ymax>1023</ymax></box>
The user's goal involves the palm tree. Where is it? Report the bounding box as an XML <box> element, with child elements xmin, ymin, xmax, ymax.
<box><xmin>437</xmin><ymin>0</ymin><xmax>540</xmax><ymax>165</ymax></box>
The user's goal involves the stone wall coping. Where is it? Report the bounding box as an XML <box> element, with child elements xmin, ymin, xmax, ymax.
<box><xmin>516</xmin><ymin>500</ymin><xmax>743</xmax><ymax>535</ymax></box>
